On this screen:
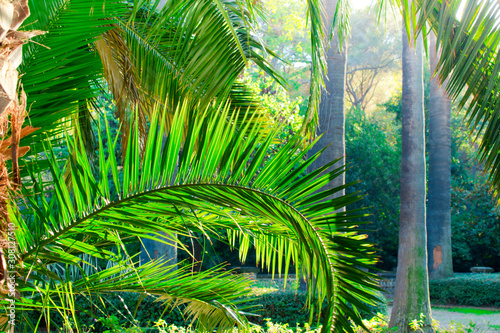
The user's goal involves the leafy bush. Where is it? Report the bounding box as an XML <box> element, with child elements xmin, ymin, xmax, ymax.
<box><xmin>429</xmin><ymin>273</ymin><xmax>500</xmax><ymax>307</ymax></box>
<box><xmin>451</xmin><ymin>182</ymin><xmax>500</xmax><ymax>272</ymax></box>
<box><xmin>351</xmin><ymin>314</ymin><xmax>483</xmax><ymax>333</ymax></box>
<box><xmin>346</xmin><ymin>107</ymin><xmax>401</xmax><ymax>271</ymax></box>
<box><xmin>24</xmin><ymin>284</ymin><xmax>387</xmax><ymax>332</ymax></box>
<box><xmin>245</xmin><ymin>281</ymin><xmax>387</xmax><ymax>327</ymax></box>
<box><xmin>154</xmin><ymin>319</ymin><xmax>322</xmax><ymax>333</ymax></box>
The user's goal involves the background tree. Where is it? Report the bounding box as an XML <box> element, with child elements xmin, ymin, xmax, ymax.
<box><xmin>427</xmin><ymin>31</ymin><xmax>453</xmax><ymax>279</ymax></box>
<box><xmin>346</xmin><ymin>10</ymin><xmax>401</xmax><ymax>111</ymax></box>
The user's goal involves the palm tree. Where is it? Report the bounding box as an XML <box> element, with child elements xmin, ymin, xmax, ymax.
<box><xmin>427</xmin><ymin>31</ymin><xmax>453</xmax><ymax>280</ymax></box>
<box><xmin>386</xmin><ymin>0</ymin><xmax>500</xmax><ymax>327</ymax></box>
<box><xmin>389</xmin><ymin>10</ymin><xmax>433</xmax><ymax>332</ymax></box>
<box><xmin>402</xmin><ymin>0</ymin><xmax>500</xmax><ymax>189</ymax></box>
<box><xmin>7</xmin><ymin>1</ymin><xmax>380</xmax><ymax>332</ymax></box>
<box><xmin>14</xmin><ymin>0</ymin><xmax>500</xmax><ymax>331</ymax></box>
<box><xmin>308</xmin><ymin>0</ymin><xmax>348</xmax><ymax>203</ymax></box>
<box><xmin>0</xmin><ymin>1</ymin><xmax>43</xmax><ymax>331</ymax></box>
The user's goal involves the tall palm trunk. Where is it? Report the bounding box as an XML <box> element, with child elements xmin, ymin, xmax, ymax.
<box><xmin>389</xmin><ymin>19</ymin><xmax>433</xmax><ymax>332</ymax></box>
<box><xmin>140</xmin><ymin>0</ymin><xmax>178</xmax><ymax>268</ymax></box>
<box><xmin>427</xmin><ymin>32</ymin><xmax>453</xmax><ymax>280</ymax></box>
<box><xmin>309</xmin><ymin>0</ymin><xmax>347</xmax><ymax>203</ymax></box>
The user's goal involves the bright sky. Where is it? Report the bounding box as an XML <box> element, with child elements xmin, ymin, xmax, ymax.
<box><xmin>351</xmin><ymin>0</ymin><xmax>467</xmax><ymax>17</ymax></box>
<box><xmin>351</xmin><ymin>0</ymin><xmax>374</xmax><ymax>10</ymax></box>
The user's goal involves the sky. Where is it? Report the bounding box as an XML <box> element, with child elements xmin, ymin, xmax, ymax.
<box><xmin>350</xmin><ymin>0</ymin><xmax>467</xmax><ymax>17</ymax></box>
<box><xmin>351</xmin><ymin>0</ymin><xmax>374</xmax><ymax>10</ymax></box>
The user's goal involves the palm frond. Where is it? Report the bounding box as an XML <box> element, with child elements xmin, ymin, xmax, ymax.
<box><xmin>99</xmin><ymin>0</ymin><xmax>286</xmax><ymax>142</ymax></box>
<box><xmin>16</xmin><ymin>100</ymin><xmax>379</xmax><ymax>332</ymax></box>
<box><xmin>15</xmin><ymin>261</ymin><xmax>253</xmax><ymax>332</ymax></box>
<box><xmin>21</xmin><ymin>0</ymin><xmax>126</xmax><ymax>150</ymax></box>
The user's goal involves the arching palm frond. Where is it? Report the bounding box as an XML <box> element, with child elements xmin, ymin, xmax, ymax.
<box><xmin>14</xmin><ymin>101</ymin><xmax>379</xmax><ymax>332</ymax></box>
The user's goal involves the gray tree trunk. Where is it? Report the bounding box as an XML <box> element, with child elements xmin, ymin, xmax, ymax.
<box><xmin>158</xmin><ymin>0</ymin><xmax>167</xmax><ymax>9</ymax></box>
<box><xmin>140</xmin><ymin>236</ymin><xmax>178</xmax><ymax>267</ymax></box>
<box><xmin>140</xmin><ymin>16</ymin><xmax>178</xmax><ymax>267</ymax></box>
<box><xmin>389</xmin><ymin>22</ymin><xmax>433</xmax><ymax>332</ymax></box>
<box><xmin>308</xmin><ymin>0</ymin><xmax>346</xmax><ymax>203</ymax></box>
<box><xmin>427</xmin><ymin>32</ymin><xmax>453</xmax><ymax>280</ymax></box>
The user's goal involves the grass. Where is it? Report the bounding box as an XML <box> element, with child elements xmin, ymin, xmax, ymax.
<box><xmin>250</xmin><ymin>278</ymin><xmax>302</xmax><ymax>296</ymax></box>
<box><xmin>439</xmin><ymin>307</ymin><xmax>500</xmax><ymax>315</ymax></box>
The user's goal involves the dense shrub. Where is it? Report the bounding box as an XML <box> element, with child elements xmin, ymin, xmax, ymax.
<box><xmin>429</xmin><ymin>273</ymin><xmax>500</xmax><ymax>307</ymax></box>
<box><xmin>23</xmin><ymin>293</ymin><xmax>187</xmax><ymax>332</ymax></box>
<box><xmin>451</xmin><ymin>182</ymin><xmax>500</xmax><ymax>272</ymax></box>
<box><xmin>346</xmin><ymin>107</ymin><xmax>401</xmax><ymax>271</ymax></box>
<box><xmin>23</xmin><ymin>284</ymin><xmax>387</xmax><ymax>332</ymax></box>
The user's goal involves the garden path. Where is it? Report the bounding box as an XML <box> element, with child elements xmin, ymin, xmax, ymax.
<box><xmin>388</xmin><ymin>306</ymin><xmax>500</xmax><ymax>332</ymax></box>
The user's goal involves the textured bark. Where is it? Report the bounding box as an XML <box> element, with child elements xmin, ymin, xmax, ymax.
<box><xmin>308</xmin><ymin>0</ymin><xmax>346</xmax><ymax>203</ymax></box>
<box><xmin>139</xmin><ymin>0</ymin><xmax>179</xmax><ymax>267</ymax></box>
<box><xmin>140</xmin><ymin>235</ymin><xmax>178</xmax><ymax>267</ymax></box>
<box><xmin>0</xmin><ymin>1</ymin><xmax>43</xmax><ymax>331</ymax></box>
<box><xmin>427</xmin><ymin>32</ymin><xmax>453</xmax><ymax>280</ymax></box>
<box><xmin>389</xmin><ymin>22</ymin><xmax>433</xmax><ymax>332</ymax></box>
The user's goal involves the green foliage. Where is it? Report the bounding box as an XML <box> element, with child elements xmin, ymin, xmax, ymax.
<box><xmin>13</xmin><ymin>103</ymin><xmax>379</xmax><ymax>332</ymax></box>
<box><xmin>345</xmin><ymin>107</ymin><xmax>401</xmax><ymax>270</ymax></box>
<box><xmin>241</xmin><ymin>69</ymin><xmax>305</xmax><ymax>140</ymax></box>
<box><xmin>450</xmin><ymin>107</ymin><xmax>500</xmax><ymax>272</ymax></box>
<box><xmin>22</xmin><ymin>285</ymin><xmax>386</xmax><ymax>332</ymax></box>
<box><xmin>351</xmin><ymin>313</ymin><xmax>482</xmax><ymax>333</ymax></box>
<box><xmin>429</xmin><ymin>273</ymin><xmax>500</xmax><ymax>307</ymax></box>
<box><xmin>154</xmin><ymin>319</ymin><xmax>322</xmax><ymax>332</ymax></box>
<box><xmin>451</xmin><ymin>182</ymin><xmax>500</xmax><ymax>272</ymax></box>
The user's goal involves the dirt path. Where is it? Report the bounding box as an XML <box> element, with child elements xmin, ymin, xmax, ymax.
<box><xmin>388</xmin><ymin>306</ymin><xmax>500</xmax><ymax>332</ymax></box>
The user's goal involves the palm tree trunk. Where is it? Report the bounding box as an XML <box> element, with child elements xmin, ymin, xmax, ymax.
<box><xmin>139</xmin><ymin>0</ymin><xmax>179</xmax><ymax>269</ymax></box>
<box><xmin>389</xmin><ymin>20</ymin><xmax>433</xmax><ymax>332</ymax></box>
<box><xmin>427</xmin><ymin>32</ymin><xmax>453</xmax><ymax>280</ymax></box>
<box><xmin>0</xmin><ymin>1</ymin><xmax>38</xmax><ymax>331</ymax></box>
<box><xmin>309</xmin><ymin>0</ymin><xmax>347</xmax><ymax>203</ymax></box>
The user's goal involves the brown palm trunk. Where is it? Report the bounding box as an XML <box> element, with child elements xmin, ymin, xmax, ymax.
<box><xmin>309</xmin><ymin>0</ymin><xmax>347</xmax><ymax>204</ymax></box>
<box><xmin>0</xmin><ymin>1</ymin><xmax>42</xmax><ymax>331</ymax></box>
<box><xmin>389</xmin><ymin>19</ymin><xmax>433</xmax><ymax>332</ymax></box>
<box><xmin>427</xmin><ymin>32</ymin><xmax>453</xmax><ymax>280</ymax></box>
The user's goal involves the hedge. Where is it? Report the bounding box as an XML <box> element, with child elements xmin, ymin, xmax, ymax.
<box><xmin>429</xmin><ymin>273</ymin><xmax>500</xmax><ymax>307</ymax></box>
<box><xmin>21</xmin><ymin>288</ymin><xmax>387</xmax><ymax>332</ymax></box>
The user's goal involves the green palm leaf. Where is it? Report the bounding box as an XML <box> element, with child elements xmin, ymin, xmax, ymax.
<box><xmin>101</xmin><ymin>0</ymin><xmax>285</xmax><ymax>141</ymax></box>
<box><xmin>21</xmin><ymin>0</ymin><xmax>126</xmax><ymax>146</ymax></box>
<box><xmin>15</xmin><ymin>100</ymin><xmax>379</xmax><ymax>332</ymax></box>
